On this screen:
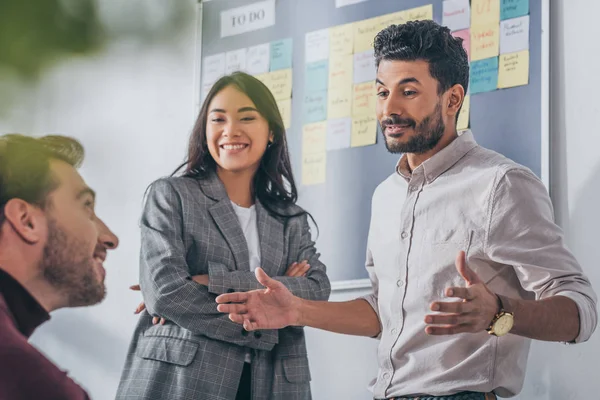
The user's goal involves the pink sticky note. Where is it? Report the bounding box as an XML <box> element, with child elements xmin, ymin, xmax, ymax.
<box><xmin>453</xmin><ymin>29</ymin><xmax>471</xmax><ymax>61</ymax></box>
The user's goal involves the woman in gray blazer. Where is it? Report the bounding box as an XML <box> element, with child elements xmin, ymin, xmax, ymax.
<box><xmin>116</xmin><ymin>72</ymin><xmax>331</xmax><ymax>400</ymax></box>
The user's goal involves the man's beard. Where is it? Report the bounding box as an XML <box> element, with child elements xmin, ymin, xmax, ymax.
<box><xmin>42</xmin><ymin>218</ymin><xmax>105</xmax><ymax>307</ymax></box>
<box><xmin>381</xmin><ymin>101</ymin><xmax>446</xmax><ymax>154</ymax></box>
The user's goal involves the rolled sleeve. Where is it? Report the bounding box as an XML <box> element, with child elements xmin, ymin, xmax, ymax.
<box><xmin>556</xmin><ymin>291</ymin><xmax>598</xmax><ymax>343</ymax></box>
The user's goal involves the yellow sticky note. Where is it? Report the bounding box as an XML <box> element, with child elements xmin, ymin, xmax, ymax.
<box><xmin>327</xmin><ymin>85</ymin><xmax>353</xmax><ymax>119</ymax></box>
<box><xmin>352</xmin><ymin>82</ymin><xmax>376</xmax><ymax>117</ymax></box>
<box><xmin>262</xmin><ymin>69</ymin><xmax>292</xmax><ymax>101</ymax></box>
<box><xmin>457</xmin><ymin>95</ymin><xmax>470</xmax><ymax>131</ymax></box>
<box><xmin>329</xmin><ymin>54</ymin><xmax>353</xmax><ymax>89</ymax></box>
<box><xmin>351</xmin><ymin>115</ymin><xmax>377</xmax><ymax>147</ymax></box>
<box><xmin>277</xmin><ymin>99</ymin><xmax>292</xmax><ymax>129</ymax></box>
<box><xmin>354</xmin><ymin>17</ymin><xmax>379</xmax><ymax>53</ymax></box>
<box><xmin>302</xmin><ymin>122</ymin><xmax>327</xmax><ymax>154</ymax></box>
<box><xmin>302</xmin><ymin>152</ymin><xmax>326</xmax><ymax>186</ymax></box>
<box><xmin>471</xmin><ymin>23</ymin><xmax>500</xmax><ymax>61</ymax></box>
<box><xmin>403</xmin><ymin>4</ymin><xmax>434</xmax><ymax>22</ymax></box>
<box><xmin>498</xmin><ymin>50</ymin><xmax>529</xmax><ymax>89</ymax></box>
<box><xmin>329</xmin><ymin>23</ymin><xmax>354</xmax><ymax>57</ymax></box>
<box><xmin>471</xmin><ymin>0</ymin><xmax>500</xmax><ymax>26</ymax></box>
<box><xmin>254</xmin><ymin>72</ymin><xmax>271</xmax><ymax>87</ymax></box>
<box><xmin>375</xmin><ymin>11</ymin><xmax>406</xmax><ymax>31</ymax></box>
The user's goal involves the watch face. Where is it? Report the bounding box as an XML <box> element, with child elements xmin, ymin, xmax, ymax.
<box><xmin>494</xmin><ymin>313</ymin><xmax>514</xmax><ymax>336</ymax></box>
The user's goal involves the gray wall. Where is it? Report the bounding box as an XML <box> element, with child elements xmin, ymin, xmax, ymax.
<box><xmin>0</xmin><ymin>0</ymin><xmax>598</xmax><ymax>399</ymax></box>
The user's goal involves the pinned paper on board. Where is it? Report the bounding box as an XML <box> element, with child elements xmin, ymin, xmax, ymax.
<box><xmin>443</xmin><ymin>0</ymin><xmax>471</xmax><ymax>32</ymax></box>
<box><xmin>471</xmin><ymin>23</ymin><xmax>500</xmax><ymax>61</ymax></box>
<box><xmin>303</xmin><ymin>90</ymin><xmax>328</xmax><ymax>123</ymax></box>
<box><xmin>303</xmin><ymin>121</ymin><xmax>327</xmax><ymax>154</ymax></box>
<box><xmin>327</xmin><ymin>85</ymin><xmax>353</xmax><ymax>120</ymax></box>
<box><xmin>375</xmin><ymin>11</ymin><xmax>406</xmax><ymax>30</ymax></box>
<box><xmin>329</xmin><ymin>54</ymin><xmax>354</xmax><ymax>89</ymax></box>
<box><xmin>305</xmin><ymin>29</ymin><xmax>330</xmax><ymax>63</ymax></box>
<box><xmin>500</xmin><ymin>15</ymin><xmax>529</xmax><ymax>54</ymax></box>
<box><xmin>351</xmin><ymin>115</ymin><xmax>377</xmax><ymax>147</ymax></box>
<box><xmin>202</xmin><ymin>53</ymin><xmax>226</xmax><ymax>85</ymax></box>
<box><xmin>498</xmin><ymin>50</ymin><xmax>529</xmax><ymax>89</ymax></box>
<box><xmin>327</xmin><ymin>118</ymin><xmax>352</xmax><ymax>150</ymax></box>
<box><xmin>270</xmin><ymin>38</ymin><xmax>293</xmax><ymax>71</ymax></box>
<box><xmin>452</xmin><ymin>29</ymin><xmax>471</xmax><ymax>61</ymax></box>
<box><xmin>501</xmin><ymin>0</ymin><xmax>529</xmax><ymax>20</ymax></box>
<box><xmin>352</xmin><ymin>81</ymin><xmax>376</xmax><ymax>117</ymax></box>
<box><xmin>353</xmin><ymin>49</ymin><xmax>376</xmax><ymax>84</ymax></box>
<box><xmin>264</xmin><ymin>69</ymin><xmax>293</xmax><ymax>101</ymax></box>
<box><xmin>246</xmin><ymin>43</ymin><xmax>270</xmax><ymax>75</ymax></box>
<box><xmin>353</xmin><ymin>17</ymin><xmax>379</xmax><ymax>53</ymax></box>
<box><xmin>305</xmin><ymin>60</ymin><xmax>329</xmax><ymax>92</ymax></box>
<box><xmin>471</xmin><ymin>0</ymin><xmax>500</xmax><ymax>26</ymax></box>
<box><xmin>277</xmin><ymin>99</ymin><xmax>292</xmax><ymax>129</ymax></box>
<box><xmin>302</xmin><ymin>152</ymin><xmax>326</xmax><ymax>185</ymax></box>
<box><xmin>225</xmin><ymin>48</ymin><xmax>247</xmax><ymax>74</ymax></box>
<box><xmin>329</xmin><ymin>23</ymin><xmax>354</xmax><ymax>57</ymax></box>
<box><xmin>403</xmin><ymin>4</ymin><xmax>433</xmax><ymax>22</ymax></box>
<box><xmin>470</xmin><ymin>57</ymin><xmax>499</xmax><ymax>94</ymax></box>
<box><xmin>457</xmin><ymin>94</ymin><xmax>470</xmax><ymax>131</ymax></box>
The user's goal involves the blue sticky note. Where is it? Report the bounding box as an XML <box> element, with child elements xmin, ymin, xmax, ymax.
<box><xmin>305</xmin><ymin>60</ymin><xmax>329</xmax><ymax>92</ymax></box>
<box><xmin>303</xmin><ymin>90</ymin><xmax>328</xmax><ymax>123</ymax></box>
<box><xmin>270</xmin><ymin>38</ymin><xmax>293</xmax><ymax>71</ymax></box>
<box><xmin>501</xmin><ymin>0</ymin><xmax>529</xmax><ymax>20</ymax></box>
<box><xmin>470</xmin><ymin>57</ymin><xmax>499</xmax><ymax>94</ymax></box>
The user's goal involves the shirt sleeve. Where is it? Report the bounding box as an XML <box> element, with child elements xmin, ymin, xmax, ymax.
<box><xmin>484</xmin><ymin>168</ymin><xmax>597</xmax><ymax>343</ymax></box>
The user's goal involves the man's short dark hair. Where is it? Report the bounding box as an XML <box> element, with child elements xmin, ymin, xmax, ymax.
<box><xmin>0</xmin><ymin>134</ymin><xmax>84</xmax><ymax>227</ymax></box>
<box><xmin>374</xmin><ymin>20</ymin><xmax>470</xmax><ymax>95</ymax></box>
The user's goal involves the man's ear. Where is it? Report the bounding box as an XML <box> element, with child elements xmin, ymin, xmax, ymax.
<box><xmin>3</xmin><ymin>199</ymin><xmax>46</xmax><ymax>244</ymax></box>
<box><xmin>447</xmin><ymin>84</ymin><xmax>465</xmax><ymax>119</ymax></box>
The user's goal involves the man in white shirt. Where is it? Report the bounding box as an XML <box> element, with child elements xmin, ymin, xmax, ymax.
<box><xmin>215</xmin><ymin>20</ymin><xmax>597</xmax><ymax>400</ymax></box>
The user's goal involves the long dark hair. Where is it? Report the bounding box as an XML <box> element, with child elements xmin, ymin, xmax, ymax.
<box><xmin>174</xmin><ymin>72</ymin><xmax>299</xmax><ymax>218</ymax></box>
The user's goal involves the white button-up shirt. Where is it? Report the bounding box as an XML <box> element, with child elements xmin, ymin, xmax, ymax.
<box><xmin>363</xmin><ymin>131</ymin><xmax>597</xmax><ymax>399</ymax></box>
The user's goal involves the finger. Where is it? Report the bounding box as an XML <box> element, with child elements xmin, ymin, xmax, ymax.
<box><xmin>134</xmin><ymin>302</ymin><xmax>146</xmax><ymax>314</ymax></box>
<box><xmin>445</xmin><ymin>287</ymin><xmax>474</xmax><ymax>300</ymax></box>
<box><xmin>455</xmin><ymin>251</ymin><xmax>482</xmax><ymax>285</ymax></box>
<box><xmin>130</xmin><ymin>284</ymin><xmax>141</xmax><ymax>291</ymax></box>
<box><xmin>255</xmin><ymin>267</ymin><xmax>280</xmax><ymax>290</ymax></box>
<box><xmin>217</xmin><ymin>303</ymin><xmax>249</xmax><ymax>314</ymax></box>
<box><xmin>285</xmin><ymin>262</ymin><xmax>298</xmax><ymax>276</ymax></box>
<box><xmin>430</xmin><ymin>300</ymin><xmax>474</xmax><ymax>314</ymax></box>
<box><xmin>229</xmin><ymin>313</ymin><xmax>245</xmax><ymax>325</ymax></box>
<box><xmin>243</xmin><ymin>319</ymin><xmax>258</xmax><ymax>332</ymax></box>
<box><xmin>425</xmin><ymin>313</ymin><xmax>475</xmax><ymax>326</ymax></box>
<box><xmin>152</xmin><ymin>317</ymin><xmax>159</xmax><ymax>325</ymax></box>
<box><xmin>216</xmin><ymin>292</ymin><xmax>249</xmax><ymax>304</ymax></box>
<box><xmin>425</xmin><ymin>324</ymin><xmax>474</xmax><ymax>335</ymax></box>
<box><xmin>160</xmin><ymin>318</ymin><xmax>166</xmax><ymax>325</ymax></box>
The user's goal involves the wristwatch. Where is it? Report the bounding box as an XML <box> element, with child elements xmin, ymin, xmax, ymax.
<box><xmin>486</xmin><ymin>294</ymin><xmax>514</xmax><ymax>337</ymax></box>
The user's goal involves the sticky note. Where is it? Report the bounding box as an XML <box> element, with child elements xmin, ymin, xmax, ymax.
<box><xmin>403</xmin><ymin>4</ymin><xmax>434</xmax><ymax>21</ymax></box>
<box><xmin>302</xmin><ymin>152</ymin><xmax>326</xmax><ymax>185</ymax></box>
<box><xmin>354</xmin><ymin>17</ymin><xmax>379</xmax><ymax>53</ymax></box>
<box><xmin>329</xmin><ymin>54</ymin><xmax>353</xmax><ymax>89</ymax></box>
<box><xmin>263</xmin><ymin>69</ymin><xmax>292</xmax><ymax>101</ymax></box>
<box><xmin>457</xmin><ymin>94</ymin><xmax>470</xmax><ymax>130</ymax></box>
<box><xmin>203</xmin><ymin>53</ymin><xmax>226</xmax><ymax>84</ymax></box>
<box><xmin>452</xmin><ymin>29</ymin><xmax>471</xmax><ymax>61</ymax></box>
<box><xmin>327</xmin><ymin>85</ymin><xmax>353</xmax><ymax>119</ymax></box>
<box><xmin>225</xmin><ymin>48</ymin><xmax>247</xmax><ymax>74</ymax></box>
<box><xmin>327</xmin><ymin>118</ymin><xmax>352</xmax><ymax>150</ymax></box>
<box><xmin>277</xmin><ymin>99</ymin><xmax>292</xmax><ymax>129</ymax></box>
<box><xmin>501</xmin><ymin>0</ymin><xmax>529</xmax><ymax>20</ymax></box>
<box><xmin>376</xmin><ymin>11</ymin><xmax>406</xmax><ymax>31</ymax></box>
<box><xmin>270</xmin><ymin>38</ymin><xmax>293</xmax><ymax>71</ymax></box>
<box><xmin>498</xmin><ymin>50</ymin><xmax>529</xmax><ymax>88</ymax></box>
<box><xmin>353</xmin><ymin>49</ymin><xmax>376</xmax><ymax>84</ymax></box>
<box><xmin>500</xmin><ymin>15</ymin><xmax>529</xmax><ymax>54</ymax></box>
<box><xmin>443</xmin><ymin>0</ymin><xmax>471</xmax><ymax>32</ymax></box>
<box><xmin>303</xmin><ymin>121</ymin><xmax>327</xmax><ymax>154</ymax></box>
<box><xmin>305</xmin><ymin>29</ymin><xmax>330</xmax><ymax>63</ymax></box>
<box><xmin>471</xmin><ymin>23</ymin><xmax>500</xmax><ymax>61</ymax></box>
<box><xmin>470</xmin><ymin>57</ymin><xmax>498</xmax><ymax>94</ymax></box>
<box><xmin>351</xmin><ymin>115</ymin><xmax>377</xmax><ymax>147</ymax></box>
<box><xmin>303</xmin><ymin>90</ymin><xmax>328</xmax><ymax>123</ymax></box>
<box><xmin>329</xmin><ymin>23</ymin><xmax>354</xmax><ymax>57</ymax></box>
<box><xmin>352</xmin><ymin>81</ymin><xmax>376</xmax><ymax>117</ymax></box>
<box><xmin>254</xmin><ymin>72</ymin><xmax>271</xmax><ymax>87</ymax></box>
<box><xmin>246</xmin><ymin>43</ymin><xmax>270</xmax><ymax>75</ymax></box>
<box><xmin>471</xmin><ymin>0</ymin><xmax>500</xmax><ymax>25</ymax></box>
<box><xmin>305</xmin><ymin>60</ymin><xmax>329</xmax><ymax>92</ymax></box>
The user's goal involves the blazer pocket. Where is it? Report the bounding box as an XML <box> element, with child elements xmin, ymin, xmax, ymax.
<box><xmin>136</xmin><ymin>336</ymin><xmax>198</xmax><ymax>367</ymax></box>
<box><xmin>282</xmin><ymin>356</ymin><xmax>311</xmax><ymax>383</ymax></box>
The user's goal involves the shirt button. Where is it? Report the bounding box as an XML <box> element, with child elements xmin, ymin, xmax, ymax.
<box><xmin>383</xmin><ymin>372</ymin><xmax>390</xmax><ymax>380</ymax></box>
<box><xmin>396</xmin><ymin>280</ymin><xmax>404</xmax><ymax>287</ymax></box>
<box><xmin>401</xmin><ymin>231</ymin><xmax>408</xmax><ymax>239</ymax></box>
<box><xmin>391</xmin><ymin>328</ymin><xmax>397</xmax><ymax>335</ymax></box>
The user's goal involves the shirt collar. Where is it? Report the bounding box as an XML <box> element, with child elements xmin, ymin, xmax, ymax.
<box><xmin>0</xmin><ymin>268</ymin><xmax>50</xmax><ymax>337</ymax></box>
<box><xmin>396</xmin><ymin>130</ymin><xmax>478</xmax><ymax>183</ymax></box>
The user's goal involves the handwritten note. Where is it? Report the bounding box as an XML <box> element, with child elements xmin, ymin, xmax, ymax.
<box><xmin>457</xmin><ymin>94</ymin><xmax>470</xmax><ymax>130</ymax></box>
<box><xmin>500</xmin><ymin>15</ymin><xmax>529</xmax><ymax>54</ymax></box>
<box><xmin>471</xmin><ymin>23</ymin><xmax>499</xmax><ymax>61</ymax></box>
<box><xmin>471</xmin><ymin>0</ymin><xmax>500</xmax><ymax>25</ymax></box>
<box><xmin>351</xmin><ymin>115</ymin><xmax>377</xmax><ymax>147</ymax></box>
<box><xmin>452</xmin><ymin>29</ymin><xmax>471</xmax><ymax>61</ymax></box>
<box><xmin>202</xmin><ymin>53</ymin><xmax>226</xmax><ymax>84</ymax></box>
<box><xmin>263</xmin><ymin>69</ymin><xmax>292</xmax><ymax>101</ymax></box>
<box><xmin>277</xmin><ymin>99</ymin><xmax>292</xmax><ymax>129</ymax></box>
<box><xmin>353</xmin><ymin>17</ymin><xmax>379</xmax><ymax>53</ymax></box>
<box><xmin>353</xmin><ymin>49</ymin><xmax>376</xmax><ymax>84</ymax></box>
<box><xmin>501</xmin><ymin>0</ymin><xmax>529</xmax><ymax>20</ymax></box>
<box><xmin>225</xmin><ymin>48</ymin><xmax>247</xmax><ymax>74</ymax></box>
<box><xmin>376</xmin><ymin>11</ymin><xmax>406</xmax><ymax>31</ymax></box>
<box><xmin>303</xmin><ymin>122</ymin><xmax>327</xmax><ymax>154</ymax></box>
<box><xmin>470</xmin><ymin>57</ymin><xmax>498</xmax><ymax>94</ymax></box>
<box><xmin>329</xmin><ymin>23</ymin><xmax>354</xmax><ymax>57</ymax></box>
<box><xmin>327</xmin><ymin>85</ymin><xmax>352</xmax><ymax>119</ymax></box>
<box><xmin>270</xmin><ymin>38</ymin><xmax>293</xmax><ymax>71</ymax></box>
<box><xmin>302</xmin><ymin>152</ymin><xmax>326</xmax><ymax>185</ymax></box>
<box><xmin>303</xmin><ymin>90</ymin><xmax>328</xmax><ymax>123</ymax></box>
<box><xmin>305</xmin><ymin>29</ymin><xmax>330</xmax><ymax>63</ymax></box>
<box><xmin>443</xmin><ymin>0</ymin><xmax>471</xmax><ymax>32</ymax></box>
<box><xmin>329</xmin><ymin>54</ymin><xmax>353</xmax><ymax>89</ymax></box>
<box><xmin>498</xmin><ymin>50</ymin><xmax>529</xmax><ymax>89</ymax></box>
<box><xmin>327</xmin><ymin>118</ymin><xmax>352</xmax><ymax>150</ymax></box>
<box><xmin>246</xmin><ymin>43</ymin><xmax>270</xmax><ymax>75</ymax></box>
<box><xmin>403</xmin><ymin>5</ymin><xmax>434</xmax><ymax>22</ymax></box>
<box><xmin>352</xmin><ymin>82</ymin><xmax>376</xmax><ymax>117</ymax></box>
<box><xmin>305</xmin><ymin>60</ymin><xmax>329</xmax><ymax>92</ymax></box>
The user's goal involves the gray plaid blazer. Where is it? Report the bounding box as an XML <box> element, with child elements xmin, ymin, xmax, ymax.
<box><xmin>116</xmin><ymin>172</ymin><xmax>331</xmax><ymax>400</ymax></box>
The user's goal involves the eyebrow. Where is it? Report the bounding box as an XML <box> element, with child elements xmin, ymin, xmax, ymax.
<box><xmin>376</xmin><ymin>77</ymin><xmax>421</xmax><ymax>86</ymax></box>
<box><xmin>76</xmin><ymin>187</ymin><xmax>96</xmax><ymax>201</ymax></box>
<box><xmin>209</xmin><ymin>107</ymin><xmax>259</xmax><ymax>113</ymax></box>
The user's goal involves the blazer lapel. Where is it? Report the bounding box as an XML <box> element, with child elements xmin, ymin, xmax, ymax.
<box><xmin>255</xmin><ymin>201</ymin><xmax>284</xmax><ymax>277</ymax></box>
